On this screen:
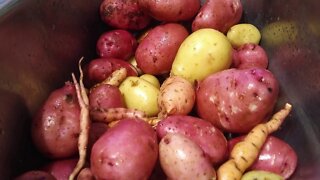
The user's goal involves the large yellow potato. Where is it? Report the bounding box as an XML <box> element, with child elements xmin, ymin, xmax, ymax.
<box><xmin>170</xmin><ymin>28</ymin><xmax>232</xmax><ymax>84</ymax></box>
<box><xmin>119</xmin><ymin>76</ymin><xmax>160</xmax><ymax>116</ymax></box>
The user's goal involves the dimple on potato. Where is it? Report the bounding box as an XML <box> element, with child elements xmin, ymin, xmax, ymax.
<box><xmin>196</xmin><ymin>68</ymin><xmax>279</xmax><ymax>133</ymax></box>
<box><xmin>159</xmin><ymin>133</ymin><xmax>216</xmax><ymax>180</ymax></box>
<box><xmin>171</xmin><ymin>28</ymin><xmax>233</xmax><ymax>84</ymax></box>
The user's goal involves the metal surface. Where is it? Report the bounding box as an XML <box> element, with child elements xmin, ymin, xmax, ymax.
<box><xmin>0</xmin><ymin>0</ymin><xmax>319</xmax><ymax>179</ymax></box>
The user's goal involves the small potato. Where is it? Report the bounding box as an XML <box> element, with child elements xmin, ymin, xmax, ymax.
<box><xmin>135</xmin><ymin>23</ymin><xmax>189</xmax><ymax>75</ymax></box>
<box><xmin>192</xmin><ymin>0</ymin><xmax>243</xmax><ymax>33</ymax></box>
<box><xmin>96</xmin><ymin>29</ymin><xmax>137</xmax><ymax>60</ymax></box>
<box><xmin>90</xmin><ymin>118</ymin><xmax>158</xmax><ymax>180</ymax></box>
<box><xmin>158</xmin><ymin>76</ymin><xmax>195</xmax><ymax>117</ymax></box>
<box><xmin>100</xmin><ymin>0</ymin><xmax>151</xmax><ymax>30</ymax></box>
<box><xmin>140</xmin><ymin>74</ymin><xmax>161</xmax><ymax>89</ymax></box>
<box><xmin>196</xmin><ymin>68</ymin><xmax>279</xmax><ymax>133</ymax></box>
<box><xmin>171</xmin><ymin>28</ymin><xmax>233</xmax><ymax>84</ymax></box>
<box><xmin>77</xmin><ymin>168</ymin><xmax>95</xmax><ymax>180</ymax></box>
<box><xmin>232</xmin><ymin>43</ymin><xmax>268</xmax><ymax>69</ymax></box>
<box><xmin>41</xmin><ymin>158</ymin><xmax>78</xmax><ymax>180</ymax></box>
<box><xmin>159</xmin><ymin>133</ymin><xmax>216</xmax><ymax>180</ymax></box>
<box><xmin>138</xmin><ymin>0</ymin><xmax>200</xmax><ymax>22</ymax></box>
<box><xmin>31</xmin><ymin>82</ymin><xmax>80</xmax><ymax>159</ymax></box>
<box><xmin>242</xmin><ymin>170</ymin><xmax>284</xmax><ymax>180</ymax></box>
<box><xmin>227</xmin><ymin>23</ymin><xmax>261</xmax><ymax>48</ymax></box>
<box><xmin>157</xmin><ymin>115</ymin><xmax>227</xmax><ymax>165</ymax></box>
<box><xmin>84</xmin><ymin>58</ymin><xmax>138</xmax><ymax>87</ymax></box>
<box><xmin>14</xmin><ymin>171</ymin><xmax>55</xmax><ymax>180</ymax></box>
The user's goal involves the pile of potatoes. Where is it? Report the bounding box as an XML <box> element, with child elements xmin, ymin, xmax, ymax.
<box><xmin>16</xmin><ymin>0</ymin><xmax>298</xmax><ymax>180</ymax></box>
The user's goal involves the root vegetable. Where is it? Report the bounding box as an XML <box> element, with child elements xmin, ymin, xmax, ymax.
<box><xmin>90</xmin><ymin>107</ymin><xmax>147</xmax><ymax>123</ymax></box>
<box><xmin>217</xmin><ymin>103</ymin><xmax>292</xmax><ymax>180</ymax></box>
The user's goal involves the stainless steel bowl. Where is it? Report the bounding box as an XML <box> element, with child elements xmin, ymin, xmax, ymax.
<box><xmin>0</xmin><ymin>0</ymin><xmax>319</xmax><ymax>179</ymax></box>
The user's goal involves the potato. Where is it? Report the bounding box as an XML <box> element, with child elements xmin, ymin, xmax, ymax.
<box><xmin>90</xmin><ymin>118</ymin><xmax>158</xmax><ymax>180</ymax></box>
<box><xmin>84</xmin><ymin>58</ymin><xmax>138</xmax><ymax>87</ymax></box>
<box><xmin>171</xmin><ymin>28</ymin><xmax>232</xmax><ymax>84</ymax></box>
<box><xmin>139</xmin><ymin>74</ymin><xmax>160</xmax><ymax>89</ymax></box>
<box><xmin>100</xmin><ymin>0</ymin><xmax>151</xmax><ymax>30</ymax></box>
<box><xmin>135</xmin><ymin>23</ymin><xmax>189</xmax><ymax>75</ymax></box>
<box><xmin>138</xmin><ymin>0</ymin><xmax>200</xmax><ymax>22</ymax></box>
<box><xmin>158</xmin><ymin>76</ymin><xmax>195</xmax><ymax>117</ymax></box>
<box><xmin>228</xmin><ymin>136</ymin><xmax>298</xmax><ymax>179</ymax></box>
<box><xmin>242</xmin><ymin>170</ymin><xmax>284</xmax><ymax>180</ymax></box>
<box><xmin>89</xmin><ymin>84</ymin><xmax>125</xmax><ymax>121</ymax></box>
<box><xmin>192</xmin><ymin>0</ymin><xmax>243</xmax><ymax>33</ymax></box>
<box><xmin>159</xmin><ymin>133</ymin><xmax>216</xmax><ymax>180</ymax></box>
<box><xmin>41</xmin><ymin>158</ymin><xmax>78</xmax><ymax>180</ymax></box>
<box><xmin>156</xmin><ymin>115</ymin><xmax>227</xmax><ymax>165</ymax></box>
<box><xmin>77</xmin><ymin>168</ymin><xmax>94</xmax><ymax>180</ymax></box>
<box><xmin>96</xmin><ymin>29</ymin><xmax>137</xmax><ymax>60</ymax></box>
<box><xmin>119</xmin><ymin>76</ymin><xmax>160</xmax><ymax>116</ymax></box>
<box><xmin>227</xmin><ymin>23</ymin><xmax>261</xmax><ymax>48</ymax></box>
<box><xmin>31</xmin><ymin>82</ymin><xmax>80</xmax><ymax>159</ymax></box>
<box><xmin>196</xmin><ymin>68</ymin><xmax>279</xmax><ymax>133</ymax></box>
<box><xmin>232</xmin><ymin>43</ymin><xmax>268</xmax><ymax>69</ymax></box>
<box><xmin>87</xmin><ymin>122</ymin><xmax>109</xmax><ymax>157</ymax></box>
<box><xmin>14</xmin><ymin>171</ymin><xmax>55</xmax><ymax>180</ymax></box>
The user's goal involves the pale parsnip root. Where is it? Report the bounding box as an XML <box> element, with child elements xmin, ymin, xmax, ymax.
<box><xmin>69</xmin><ymin>58</ymin><xmax>90</xmax><ymax>180</ymax></box>
<box><xmin>217</xmin><ymin>103</ymin><xmax>292</xmax><ymax>180</ymax></box>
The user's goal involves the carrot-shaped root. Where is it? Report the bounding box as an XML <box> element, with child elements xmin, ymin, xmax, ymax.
<box><xmin>90</xmin><ymin>107</ymin><xmax>147</xmax><ymax>123</ymax></box>
<box><xmin>217</xmin><ymin>103</ymin><xmax>292</xmax><ymax>180</ymax></box>
<box><xmin>91</xmin><ymin>67</ymin><xmax>127</xmax><ymax>90</ymax></box>
<box><xmin>69</xmin><ymin>58</ymin><xmax>90</xmax><ymax>180</ymax></box>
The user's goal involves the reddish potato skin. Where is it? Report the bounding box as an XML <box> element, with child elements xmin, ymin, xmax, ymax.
<box><xmin>96</xmin><ymin>30</ymin><xmax>137</xmax><ymax>60</ymax></box>
<box><xmin>41</xmin><ymin>158</ymin><xmax>78</xmax><ymax>180</ymax></box>
<box><xmin>228</xmin><ymin>136</ymin><xmax>298</xmax><ymax>179</ymax></box>
<box><xmin>87</xmin><ymin>122</ymin><xmax>109</xmax><ymax>157</ymax></box>
<box><xmin>14</xmin><ymin>171</ymin><xmax>55</xmax><ymax>180</ymax></box>
<box><xmin>192</xmin><ymin>0</ymin><xmax>243</xmax><ymax>33</ymax></box>
<box><xmin>232</xmin><ymin>43</ymin><xmax>269</xmax><ymax>69</ymax></box>
<box><xmin>138</xmin><ymin>0</ymin><xmax>200</xmax><ymax>22</ymax></box>
<box><xmin>196</xmin><ymin>68</ymin><xmax>279</xmax><ymax>133</ymax></box>
<box><xmin>156</xmin><ymin>115</ymin><xmax>227</xmax><ymax>165</ymax></box>
<box><xmin>135</xmin><ymin>23</ymin><xmax>189</xmax><ymax>75</ymax></box>
<box><xmin>90</xmin><ymin>118</ymin><xmax>158</xmax><ymax>180</ymax></box>
<box><xmin>89</xmin><ymin>84</ymin><xmax>125</xmax><ymax>113</ymax></box>
<box><xmin>32</xmin><ymin>82</ymin><xmax>80</xmax><ymax>159</ymax></box>
<box><xmin>100</xmin><ymin>0</ymin><xmax>151</xmax><ymax>30</ymax></box>
<box><xmin>77</xmin><ymin>168</ymin><xmax>95</xmax><ymax>180</ymax></box>
<box><xmin>85</xmin><ymin>58</ymin><xmax>138</xmax><ymax>87</ymax></box>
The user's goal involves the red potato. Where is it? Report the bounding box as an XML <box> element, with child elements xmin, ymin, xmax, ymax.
<box><xmin>135</xmin><ymin>23</ymin><xmax>189</xmax><ymax>75</ymax></box>
<box><xmin>232</xmin><ymin>43</ymin><xmax>269</xmax><ymax>69</ymax></box>
<box><xmin>156</xmin><ymin>115</ymin><xmax>227</xmax><ymax>165</ymax></box>
<box><xmin>228</xmin><ymin>136</ymin><xmax>298</xmax><ymax>179</ymax></box>
<box><xmin>100</xmin><ymin>0</ymin><xmax>151</xmax><ymax>30</ymax></box>
<box><xmin>192</xmin><ymin>0</ymin><xmax>243</xmax><ymax>33</ymax></box>
<box><xmin>14</xmin><ymin>171</ymin><xmax>55</xmax><ymax>180</ymax></box>
<box><xmin>137</xmin><ymin>0</ymin><xmax>200</xmax><ymax>22</ymax></box>
<box><xmin>31</xmin><ymin>82</ymin><xmax>80</xmax><ymax>159</ymax></box>
<box><xmin>96</xmin><ymin>29</ymin><xmax>137</xmax><ymax>60</ymax></box>
<box><xmin>41</xmin><ymin>158</ymin><xmax>78</xmax><ymax>180</ymax></box>
<box><xmin>84</xmin><ymin>58</ymin><xmax>138</xmax><ymax>87</ymax></box>
<box><xmin>90</xmin><ymin>118</ymin><xmax>158</xmax><ymax>180</ymax></box>
<box><xmin>159</xmin><ymin>133</ymin><xmax>216</xmax><ymax>180</ymax></box>
<box><xmin>158</xmin><ymin>76</ymin><xmax>195</xmax><ymax>117</ymax></box>
<box><xmin>77</xmin><ymin>168</ymin><xmax>94</xmax><ymax>180</ymax></box>
<box><xmin>87</xmin><ymin>122</ymin><xmax>109</xmax><ymax>158</ymax></box>
<box><xmin>196</xmin><ymin>68</ymin><xmax>279</xmax><ymax>133</ymax></box>
<box><xmin>89</xmin><ymin>84</ymin><xmax>125</xmax><ymax>121</ymax></box>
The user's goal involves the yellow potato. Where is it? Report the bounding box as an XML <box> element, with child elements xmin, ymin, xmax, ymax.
<box><xmin>227</xmin><ymin>23</ymin><xmax>261</xmax><ymax>48</ymax></box>
<box><xmin>171</xmin><ymin>28</ymin><xmax>232</xmax><ymax>84</ymax></box>
<box><xmin>140</xmin><ymin>74</ymin><xmax>160</xmax><ymax>89</ymax></box>
<box><xmin>241</xmin><ymin>170</ymin><xmax>284</xmax><ymax>180</ymax></box>
<box><xmin>261</xmin><ymin>21</ymin><xmax>298</xmax><ymax>46</ymax></box>
<box><xmin>119</xmin><ymin>77</ymin><xmax>160</xmax><ymax>116</ymax></box>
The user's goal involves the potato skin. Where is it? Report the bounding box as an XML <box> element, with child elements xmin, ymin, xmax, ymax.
<box><xmin>96</xmin><ymin>29</ymin><xmax>137</xmax><ymax>60</ymax></box>
<box><xmin>196</xmin><ymin>68</ymin><xmax>279</xmax><ymax>133</ymax></box>
<box><xmin>192</xmin><ymin>0</ymin><xmax>243</xmax><ymax>33</ymax></box>
<box><xmin>90</xmin><ymin>118</ymin><xmax>158</xmax><ymax>180</ymax></box>
<box><xmin>228</xmin><ymin>136</ymin><xmax>298</xmax><ymax>179</ymax></box>
<box><xmin>159</xmin><ymin>133</ymin><xmax>216</xmax><ymax>180</ymax></box>
<box><xmin>232</xmin><ymin>43</ymin><xmax>268</xmax><ymax>69</ymax></box>
<box><xmin>157</xmin><ymin>115</ymin><xmax>227</xmax><ymax>165</ymax></box>
<box><xmin>41</xmin><ymin>158</ymin><xmax>78</xmax><ymax>180</ymax></box>
<box><xmin>138</xmin><ymin>0</ymin><xmax>200</xmax><ymax>22</ymax></box>
<box><xmin>31</xmin><ymin>82</ymin><xmax>80</xmax><ymax>159</ymax></box>
<box><xmin>100</xmin><ymin>0</ymin><xmax>151</xmax><ymax>30</ymax></box>
<box><xmin>135</xmin><ymin>23</ymin><xmax>189</xmax><ymax>75</ymax></box>
<box><xmin>14</xmin><ymin>171</ymin><xmax>55</xmax><ymax>180</ymax></box>
<box><xmin>84</xmin><ymin>58</ymin><xmax>138</xmax><ymax>87</ymax></box>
